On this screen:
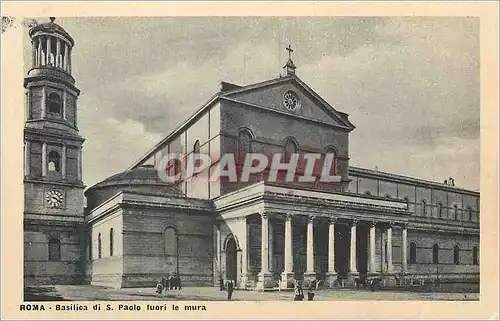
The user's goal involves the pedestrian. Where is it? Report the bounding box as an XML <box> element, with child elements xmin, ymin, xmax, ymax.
<box><xmin>161</xmin><ymin>276</ymin><xmax>167</xmax><ymax>291</ymax></box>
<box><xmin>165</xmin><ymin>275</ymin><xmax>171</xmax><ymax>291</ymax></box>
<box><xmin>156</xmin><ymin>280</ymin><xmax>164</xmax><ymax>298</ymax></box>
<box><xmin>176</xmin><ymin>274</ymin><xmax>182</xmax><ymax>290</ymax></box>
<box><xmin>227</xmin><ymin>279</ymin><xmax>234</xmax><ymax>300</ymax></box>
<box><xmin>219</xmin><ymin>275</ymin><xmax>225</xmax><ymax>291</ymax></box>
<box><xmin>307</xmin><ymin>284</ymin><xmax>315</xmax><ymax>301</ymax></box>
<box><xmin>294</xmin><ymin>280</ymin><xmax>303</xmax><ymax>301</ymax></box>
<box><xmin>169</xmin><ymin>275</ymin><xmax>174</xmax><ymax>290</ymax></box>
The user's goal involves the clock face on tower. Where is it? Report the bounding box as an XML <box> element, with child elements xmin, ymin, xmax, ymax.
<box><xmin>283</xmin><ymin>90</ymin><xmax>301</xmax><ymax>111</ymax></box>
<box><xmin>46</xmin><ymin>190</ymin><xmax>64</xmax><ymax>208</ymax></box>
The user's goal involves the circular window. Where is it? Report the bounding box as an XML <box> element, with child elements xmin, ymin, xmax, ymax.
<box><xmin>283</xmin><ymin>90</ymin><xmax>301</xmax><ymax>111</ymax></box>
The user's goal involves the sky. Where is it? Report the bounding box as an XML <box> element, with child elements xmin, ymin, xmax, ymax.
<box><xmin>23</xmin><ymin>17</ymin><xmax>480</xmax><ymax>191</ymax></box>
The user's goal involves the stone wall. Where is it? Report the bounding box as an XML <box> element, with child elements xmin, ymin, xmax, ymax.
<box><xmin>119</xmin><ymin>207</ymin><xmax>214</xmax><ymax>288</ymax></box>
<box><xmin>24</xmin><ymin>221</ymin><xmax>84</xmax><ymax>286</ymax></box>
<box><xmin>89</xmin><ymin>210</ymin><xmax>123</xmax><ymax>288</ymax></box>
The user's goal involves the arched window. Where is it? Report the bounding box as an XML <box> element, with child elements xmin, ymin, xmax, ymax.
<box><xmin>409</xmin><ymin>242</ymin><xmax>417</xmax><ymax>264</ymax></box>
<box><xmin>432</xmin><ymin>244</ymin><xmax>439</xmax><ymax>264</ymax></box>
<box><xmin>166</xmin><ymin>157</ymin><xmax>181</xmax><ymax>178</ymax></box>
<box><xmin>325</xmin><ymin>146</ymin><xmax>337</xmax><ymax>176</ymax></box>
<box><xmin>437</xmin><ymin>202</ymin><xmax>443</xmax><ymax>218</ymax></box>
<box><xmin>47</xmin><ymin>92</ymin><xmax>62</xmax><ymax>114</ymax></box>
<box><xmin>284</xmin><ymin>138</ymin><xmax>297</xmax><ymax>162</ymax></box>
<box><xmin>98</xmin><ymin>233</ymin><xmax>102</xmax><ymax>259</ymax></box>
<box><xmin>467</xmin><ymin>206</ymin><xmax>472</xmax><ymax>221</ymax></box>
<box><xmin>454</xmin><ymin>204</ymin><xmax>459</xmax><ymax>220</ymax></box>
<box><xmin>237</xmin><ymin>129</ymin><xmax>252</xmax><ymax>164</ymax></box>
<box><xmin>193</xmin><ymin>140</ymin><xmax>200</xmax><ymax>154</ymax></box>
<box><xmin>48</xmin><ymin>151</ymin><xmax>61</xmax><ymax>172</ymax></box>
<box><xmin>421</xmin><ymin>200</ymin><xmax>427</xmax><ymax>215</ymax></box>
<box><xmin>109</xmin><ymin>228</ymin><xmax>114</xmax><ymax>257</ymax></box>
<box><xmin>453</xmin><ymin>245</ymin><xmax>460</xmax><ymax>265</ymax></box>
<box><xmin>48</xmin><ymin>238</ymin><xmax>61</xmax><ymax>261</ymax></box>
<box><xmin>473</xmin><ymin>246</ymin><xmax>479</xmax><ymax>265</ymax></box>
<box><xmin>164</xmin><ymin>227</ymin><xmax>177</xmax><ymax>256</ymax></box>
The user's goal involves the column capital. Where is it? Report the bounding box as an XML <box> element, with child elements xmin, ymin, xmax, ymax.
<box><xmin>307</xmin><ymin>215</ymin><xmax>316</xmax><ymax>223</ymax></box>
<box><xmin>400</xmin><ymin>222</ymin><xmax>409</xmax><ymax>229</ymax></box>
<box><xmin>285</xmin><ymin>213</ymin><xmax>293</xmax><ymax>221</ymax></box>
<box><xmin>369</xmin><ymin>221</ymin><xmax>378</xmax><ymax>227</ymax></box>
<box><xmin>261</xmin><ymin>212</ymin><xmax>269</xmax><ymax>219</ymax></box>
<box><xmin>328</xmin><ymin>217</ymin><xmax>337</xmax><ymax>224</ymax></box>
<box><xmin>350</xmin><ymin>219</ymin><xmax>359</xmax><ymax>226</ymax></box>
<box><xmin>386</xmin><ymin>221</ymin><xmax>396</xmax><ymax>228</ymax></box>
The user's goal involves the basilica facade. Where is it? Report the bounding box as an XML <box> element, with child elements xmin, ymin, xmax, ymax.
<box><xmin>24</xmin><ymin>20</ymin><xmax>480</xmax><ymax>290</ymax></box>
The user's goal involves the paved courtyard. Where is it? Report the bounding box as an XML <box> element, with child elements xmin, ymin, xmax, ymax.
<box><xmin>25</xmin><ymin>285</ymin><xmax>479</xmax><ymax>301</ymax></box>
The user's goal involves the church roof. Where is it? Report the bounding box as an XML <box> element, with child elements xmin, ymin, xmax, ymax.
<box><xmin>85</xmin><ymin>165</ymin><xmax>184</xmax><ymax>197</ymax></box>
<box><xmin>128</xmin><ymin>73</ymin><xmax>354</xmax><ymax>169</ymax></box>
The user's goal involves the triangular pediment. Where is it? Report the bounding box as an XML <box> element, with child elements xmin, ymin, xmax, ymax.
<box><xmin>221</xmin><ymin>75</ymin><xmax>355</xmax><ymax>130</ymax></box>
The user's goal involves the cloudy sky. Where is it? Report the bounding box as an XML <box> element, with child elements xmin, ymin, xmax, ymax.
<box><xmin>23</xmin><ymin>17</ymin><xmax>480</xmax><ymax>191</ymax></box>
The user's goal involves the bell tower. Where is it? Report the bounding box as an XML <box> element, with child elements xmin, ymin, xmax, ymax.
<box><xmin>23</xmin><ymin>17</ymin><xmax>86</xmax><ymax>285</ymax></box>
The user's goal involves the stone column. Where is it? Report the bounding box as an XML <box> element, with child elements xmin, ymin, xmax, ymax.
<box><xmin>32</xmin><ymin>40</ymin><xmax>36</xmax><ymax>67</ymax></box>
<box><xmin>304</xmin><ymin>216</ymin><xmax>316</xmax><ymax>285</ymax></box>
<box><xmin>56</xmin><ymin>38</ymin><xmax>61</xmax><ymax>67</ymax></box>
<box><xmin>41</xmin><ymin>87</ymin><xmax>46</xmax><ymax>118</ymax></box>
<box><xmin>26</xmin><ymin>89</ymin><xmax>31</xmax><ymax>121</ymax></box>
<box><xmin>41</xmin><ymin>142</ymin><xmax>47</xmax><ymax>177</ymax></box>
<box><xmin>257</xmin><ymin>213</ymin><xmax>272</xmax><ymax>291</ymax></box>
<box><xmin>261</xmin><ymin>213</ymin><xmax>269</xmax><ymax>274</ymax></box>
<box><xmin>68</xmin><ymin>47</ymin><xmax>72</xmax><ymax>74</ymax></box>
<box><xmin>326</xmin><ymin>218</ymin><xmax>337</xmax><ymax>287</ymax></box>
<box><xmin>269</xmin><ymin>220</ymin><xmax>274</xmax><ymax>272</ymax></box>
<box><xmin>38</xmin><ymin>37</ymin><xmax>43</xmax><ymax>66</ymax></box>
<box><xmin>402</xmin><ymin>224</ymin><xmax>408</xmax><ymax>274</ymax></box>
<box><xmin>213</xmin><ymin>223</ymin><xmax>220</xmax><ymax>287</ymax></box>
<box><xmin>349</xmin><ymin>220</ymin><xmax>358</xmax><ymax>274</ymax></box>
<box><xmin>63</xmin><ymin>91</ymin><xmax>67</xmax><ymax>120</ymax></box>
<box><xmin>61</xmin><ymin>144</ymin><xmax>66</xmax><ymax>179</ymax></box>
<box><xmin>369</xmin><ymin>221</ymin><xmax>377</xmax><ymax>274</ymax></box>
<box><xmin>281</xmin><ymin>214</ymin><xmax>294</xmax><ymax>289</ymax></box>
<box><xmin>46</xmin><ymin>36</ymin><xmax>51</xmax><ymax>66</ymax></box>
<box><xmin>24</xmin><ymin>141</ymin><xmax>31</xmax><ymax>176</ymax></box>
<box><xmin>36</xmin><ymin>37</ymin><xmax>42</xmax><ymax>66</ymax></box>
<box><xmin>77</xmin><ymin>146</ymin><xmax>82</xmax><ymax>181</ymax></box>
<box><xmin>64</xmin><ymin>43</ymin><xmax>68</xmax><ymax>71</ymax></box>
<box><xmin>386</xmin><ymin>223</ymin><xmax>393</xmax><ymax>273</ymax></box>
<box><xmin>74</xmin><ymin>96</ymin><xmax>78</xmax><ymax>127</ymax></box>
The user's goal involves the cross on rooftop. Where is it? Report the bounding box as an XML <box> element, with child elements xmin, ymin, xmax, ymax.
<box><xmin>286</xmin><ymin>44</ymin><xmax>294</xmax><ymax>59</ymax></box>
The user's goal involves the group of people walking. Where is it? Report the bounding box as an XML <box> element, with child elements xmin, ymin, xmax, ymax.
<box><xmin>294</xmin><ymin>279</ymin><xmax>315</xmax><ymax>301</ymax></box>
<box><xmin>156</xmin><ymin>273</ymin><xmax>182</xmax><ymax>297</ymax></box>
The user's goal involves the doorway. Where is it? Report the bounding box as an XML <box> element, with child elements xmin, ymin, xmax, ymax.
<box><xmin>225</xmin><ymin>237</ymin><xmax>238</xmax><ymax>281</ymax></box>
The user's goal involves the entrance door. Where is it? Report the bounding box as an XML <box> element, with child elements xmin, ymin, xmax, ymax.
<box><xmin>225</xmin><ymin>238</ymin><xmax>237</xmax><ymax>281</ymax></box>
